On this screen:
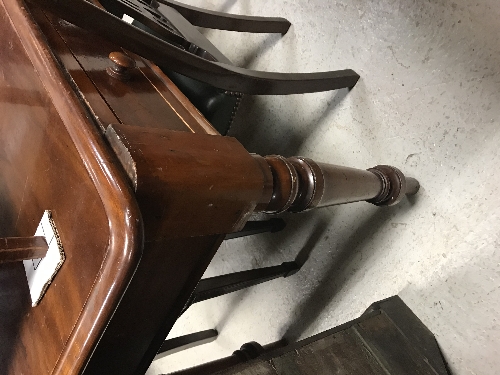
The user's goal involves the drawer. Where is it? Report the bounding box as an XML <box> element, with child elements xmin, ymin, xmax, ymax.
<box><xmin>31</xmin><ymin>7</ymin><xmax>217</xmax><ymax>135</ymax></box>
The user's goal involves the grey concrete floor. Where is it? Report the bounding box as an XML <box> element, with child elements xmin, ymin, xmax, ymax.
<box><xmin>147</xmin><ymin>0</ymin><xmax>500</xmax><ymax>374</ymax></box>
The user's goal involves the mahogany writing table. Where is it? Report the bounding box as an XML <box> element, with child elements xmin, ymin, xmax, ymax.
<box><xmin>0</xmin><ymin>1</ymin><xmax>419</xmax><ymax>374</ymax></box>
<box><xmin>0</xmin><ymin>0</ymin><xmax>255</xmax><ymax>373</ymax></box>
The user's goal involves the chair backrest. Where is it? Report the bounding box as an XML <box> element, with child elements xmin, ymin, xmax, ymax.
<box><xmin>31</xmin><ymin>0</ymin><xmax>360</xmax><ymax>96</ymax></box>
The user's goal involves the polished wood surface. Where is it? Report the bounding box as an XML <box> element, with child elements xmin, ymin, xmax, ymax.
<box><xmin>42</xmin><ymin>8</ymin><xmax>217</xmax><ymax>135</ymax></box>
<box><xmin>0</xmin><ymin>237</ymin><xmax>48</xmax><ymax>263</ymax></box>
<box><xmin>47</xmin><ymin>15</ymin><xmax>194</xmax><ymax>132</ymax></box>
<box><xmin>0</xmin><ymin>0</ymin><xmax>142</xmax><ymax>373</ymax></box>
<box><xmin>31</xmin><ymin>5</ymin><xmax>217</xmax><ymax>135</ymax></box>
<box><xmin>105</xmin><ymin>124</ymin><xmax>266</xmax><ymax>237</ymax></box>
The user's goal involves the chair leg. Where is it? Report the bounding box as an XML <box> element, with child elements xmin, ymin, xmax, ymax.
<box><xmin>159</xmin><ymin>340</ymin><xmax>287</xmax><ymax>375</ymax></box>
<box><xmin>224</xmin><ymin>219</ymin><xmax>286</xmax><ymax>240</ymax></box>
<box><xmin>158</xmin><ymin>0</ymin><xmax>291</xmax><ymax>34</ymax></box>
<box><xmin>182</xmin><ymin>262</ymin><xmax>299</xmax><ymax>313</ymax></box>
<box><xmin>156</xmin><ymin>329</ymin><xmax>218</xmax><ymax>358</ymax></box>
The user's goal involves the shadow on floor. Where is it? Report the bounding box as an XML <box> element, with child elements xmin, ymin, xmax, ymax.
<box><xmin>280</xmin><ymin>200</ymin><xmax>417</xmax><ymax>342</ymax></box>
<box><xmin>215</xmin><ymin>211</ymin><xmax>333</xmax><ymax>333</ymax></box>
<box><xmin>238</xmin><ymin>34</ymin><xmax>283</xmax><ymax>68</ymax></box>
<box><xmin>229</xmin><ymin>87</ymin><xmax>351</xmax><ymax>157</ymax></box>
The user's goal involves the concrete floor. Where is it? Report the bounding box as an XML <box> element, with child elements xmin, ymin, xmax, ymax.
<box><xmin>147</xmin><ymin>0</ymin><xmax>500</xmax><ymax>374</ymax></box>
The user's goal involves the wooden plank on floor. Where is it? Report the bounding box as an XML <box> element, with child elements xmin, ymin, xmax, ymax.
<box><xmin>354</xmin><ymin>312</ymin><xmax>440</xmax><ymax>375</ymax></box>
<box><xmin>270</xmin><ymin>327</ymin><xmax>386</xmax><ymax>375</ymax></box>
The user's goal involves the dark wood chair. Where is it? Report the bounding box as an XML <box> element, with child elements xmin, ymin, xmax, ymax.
<box><xmin>177</xmin><ymin>218</ymin><xmax>295</xmax><ymax>317</ymax></box>
<box><xmin>30</xmin><ymin>0</ymin><xmax>360</xmax><ymax>134</ymax></box>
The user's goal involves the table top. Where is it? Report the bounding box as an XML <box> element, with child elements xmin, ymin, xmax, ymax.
<box><xmin>0</xmin><ymin>0</ymin><xmax>263</xmax><ymax>373</ymax></box>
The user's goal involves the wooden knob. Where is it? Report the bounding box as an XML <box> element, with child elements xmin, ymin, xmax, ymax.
<box><xmin>106</xmin><ymin>52</ymin><xmax>136</xmax><ymax>81</ymax></box>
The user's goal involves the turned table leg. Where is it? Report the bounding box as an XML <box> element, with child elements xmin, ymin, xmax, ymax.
<box><xmin>253</xmin><ymin>155</ymin><xmax>419</xmax><ymax>214</ymax></box>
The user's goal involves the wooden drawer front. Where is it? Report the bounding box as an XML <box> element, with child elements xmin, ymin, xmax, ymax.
<box><xmin>34</xmin><ymin>9</ymin><xmax>217</xmax><ymax>135</ymax></box>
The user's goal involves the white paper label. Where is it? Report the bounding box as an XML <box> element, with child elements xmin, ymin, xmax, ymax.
<box><xmin>23</xmin><ymin>211</ymin><xmax>65</xmax><ymax>307</ymax></box>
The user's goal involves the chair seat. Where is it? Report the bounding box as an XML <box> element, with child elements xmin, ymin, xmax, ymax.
<box><xmin>159</xmin><ymin>70</ymin><xmax>241</xmax><ymax>135</ymax></box>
